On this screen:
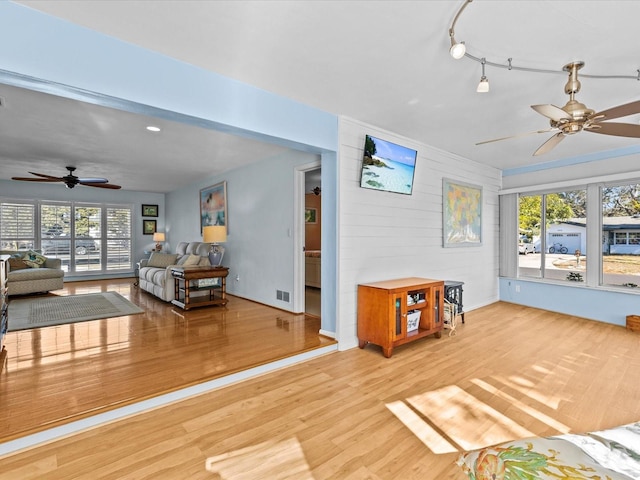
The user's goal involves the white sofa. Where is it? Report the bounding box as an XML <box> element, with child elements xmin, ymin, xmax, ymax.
<box><xmin>2</xmin><ymin>250</ymin><xmax>64</xmax><ymax>296</ymax></box>
<box><xmin>138</xmin><ymin>241</ymin><xmax>211</xmax><ymax>302</ymax></box>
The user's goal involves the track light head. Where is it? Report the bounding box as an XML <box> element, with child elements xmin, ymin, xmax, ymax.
<box><xmin>449</xmin><ymin>39</ymin><xmax>466</xmax><ymax>59</ymax></box>
<box><xmin>477</xmin><ymin>58</ymin><xmax>489</xmax><ymax>93</ymax></box>
<box><xmin>476</xmin><ymin>76</ymin><xmax>489</xmax><ymax>93</ymax></box>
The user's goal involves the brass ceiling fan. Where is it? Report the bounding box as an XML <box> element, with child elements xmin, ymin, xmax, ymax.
<box><xmin>477</xmin><ymin>61</ymin><xmax>640</xmax><ymax>156</ymax></box>
<box><xmin>12</xmin><ymin>166</ymin><xmax>121</xmax><ymax>189</ymax></box>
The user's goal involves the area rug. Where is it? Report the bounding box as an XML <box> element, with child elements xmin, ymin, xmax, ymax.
<box><xmin>8</xmin><ymin>292</ymin><xmax>144</xmax><ymax>332</ymax></box>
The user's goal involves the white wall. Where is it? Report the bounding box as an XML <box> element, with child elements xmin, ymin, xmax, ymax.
<box><xmin>336</xmin><ymin>117</ymin><xmax>502</xmax><ymax>349</ymax></box>
<box><xmin>166</xmin><ymin>150</ymin><xmax>319</xmax><ymax>310</ymax></box>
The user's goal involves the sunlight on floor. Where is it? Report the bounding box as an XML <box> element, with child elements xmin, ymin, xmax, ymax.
<box><xmin>385</xmin><ymin>380</ymin><xmax>572</xmax><ymax>454</ymax></box>
<box><xmin>470</xmin><ymin>378</ymin><xmax>570</xmax><ymax>434</ymax></box>
<box><xmin>205</xmin><ymin>437</ymin><xmax>314</xmax><ymax>479</ymax></box>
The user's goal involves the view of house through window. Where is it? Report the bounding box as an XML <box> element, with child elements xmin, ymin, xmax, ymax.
<box><xmin>518</xmin><ymin>189</ymin><xmax>587</xmax><ymax>282</ymax></box>
<box><xmin>1</xmin><ymin>200</ymin><xmax>132</xmax><ymax>274</ymax></box>
<box><xmin>602</xmin><ymin>183</ymin><xmax>640</xmax><ymax>288</ymax></box>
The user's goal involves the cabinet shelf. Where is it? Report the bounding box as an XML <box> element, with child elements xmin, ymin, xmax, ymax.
<box><xmin>357</xmin><ymin>277</ymin><xmax>444</xmax><ymax>358</ymax></box>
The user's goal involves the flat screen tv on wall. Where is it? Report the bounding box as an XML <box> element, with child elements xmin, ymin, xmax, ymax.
<box><xmin>360</xmin><ymin>134</ymin><xmax>417</xmax><ymax>195</ymax></box>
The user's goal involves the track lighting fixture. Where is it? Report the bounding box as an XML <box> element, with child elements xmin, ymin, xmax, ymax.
<box><xmin>448</xmin><ymin>0</ymin><xmax>472</xmax><ymax>59</ymax></box>
<box><xmin>447</xmin><ymin>0</ymin><xmax>639</xmax><ymax>92</ymax></box>
<box><xmin>476</xmin><ymin>58</ymin><xmax>489</xmax><ymax>93</ymax></box>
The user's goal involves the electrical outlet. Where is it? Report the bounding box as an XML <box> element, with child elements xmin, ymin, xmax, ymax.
<box><xmin>235</xmin><ymin>274</ymin><xmax>240</xmax><ymax>282</ymax></box>
<box><xmin>515</xmin><ymin>285</ymin><xmax>520</xmax><ymax>293</ymax></box>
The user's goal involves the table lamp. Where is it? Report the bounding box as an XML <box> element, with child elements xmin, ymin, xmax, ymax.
<box><xmin>153</xmin><ymin>232</ymin><xmax>165</xmax><ymax>252</ymax></box>
<box><xmin>203</xmin><ymin>225</ymin><xmax>226</xmax><ymax>266</ymax></box>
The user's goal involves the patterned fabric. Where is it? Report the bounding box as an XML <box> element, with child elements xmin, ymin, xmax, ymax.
<box><xmin>146</xmin><ymin>252</ymin><xmax>178</xmax><ymax>268</ymax></box>
<box><xmin>457</xmin><ymin>422</ymin><xmax>640</xmax><ymax>480</ymax></box>
<box><xmin>22</xmin><ymin>250</ymin><xmax>47</xmax><ymax>268</ymax></box>
<box><xmin>8</xmin><ymin>257</ymin><xmax>29</xmax><ymax>270</ymax></box>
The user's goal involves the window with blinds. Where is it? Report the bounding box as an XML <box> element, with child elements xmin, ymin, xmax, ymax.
<box><xmin>0</xmin><ymin>200</ymin><xmax>133</xmax><ymax>275</ymax></box>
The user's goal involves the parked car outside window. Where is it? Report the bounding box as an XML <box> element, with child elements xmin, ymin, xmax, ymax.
<box><xmin>518</xmin><ymin>241</ymin><xmax>535</xmax><ymax>255</ymax></box>
<box><xmin>41</xmin><ymin>238</ymin><xmax>99</xmax><ymax>255</ymax></box>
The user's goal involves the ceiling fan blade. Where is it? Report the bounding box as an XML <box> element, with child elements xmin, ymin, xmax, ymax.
<box><xmin>476</xmin><ymin>128</ymin><xmax>557</xmax><ymax>146</ymax></box>
<box><xmin>585</xmin><ymin>122</ymin><xmax>640</xmax><ymax>138</ymax></box>
<box><xmin>533</xmin><ymin>132</ymin><xmax>565</xmax><ymax>156</ymax></box>
<box><xmin>11</xmin><ymin>177</ymin><xmax>62</xmax><ymax>182</ymax></box>
<box><xmin>531</xmin><ymin>104</ymin><xmax>571</xmax><ymax>122</ymax></box>
<box><xmin>27</xmin><ymin>171</ymin><xmax>64</xmax><ymax>180</ymax></box>
<box><xmin>80</xmin><ymin>181</ymin><xmax>122</xmax><ymax>189</ymax></box>
<box><xmin>592</xmin><ymin>100</ymin><xmax>640</xmax><ymax>122</ymax></box>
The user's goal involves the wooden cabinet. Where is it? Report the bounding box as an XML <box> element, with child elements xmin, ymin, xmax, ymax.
<box><xmin>0</xmin><ymin>255</ymin><xmax>9</xmax><ymax>371</ymax></box>
<box><xmin>357</xmin><ymin>277</ymin><xmax>444</xmax><ymax>357</ymax></box>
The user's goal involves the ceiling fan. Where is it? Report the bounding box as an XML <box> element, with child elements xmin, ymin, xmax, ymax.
<box><xmin>477</xmin><ymin>61</ymin><xmax>640</xmax><ymax>156</ymax></box>
<box><xmin>12</xmin><ymin>166</ymin><xmax>121</xmax><ymax>189</ymax></box>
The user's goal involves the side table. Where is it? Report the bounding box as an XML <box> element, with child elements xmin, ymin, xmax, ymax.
<box><xmin>171</xmin><ymin>266</ymin><xmax>229</xmax><ymax>310</ymax></box>
<box><xmin>444</xmin><ymin>280</ymin><xmax>465</xmax><ymax>323</ymax></box>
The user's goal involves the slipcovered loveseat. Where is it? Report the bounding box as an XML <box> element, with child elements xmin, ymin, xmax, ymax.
<box><xmin>138</xmin><ymin>241</ymin><xmax>212</xmax><ymax>302</ymax></box>
<box><xmin>2</xmin><ymin>250</ymin><xmax>64</xmax><ymax>296</ymax></box>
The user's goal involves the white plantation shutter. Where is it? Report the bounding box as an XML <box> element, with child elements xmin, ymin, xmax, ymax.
<box><xmin>0</xmin><ymin>202</ymin><xmax>35</xmax><ymax>249</ymax></box>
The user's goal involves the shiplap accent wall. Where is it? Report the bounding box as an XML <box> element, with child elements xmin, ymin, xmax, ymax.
<box><xmin>336</xmin><ymin>117</ymin><xmax>502</xmax><ymax>349</ymax></box>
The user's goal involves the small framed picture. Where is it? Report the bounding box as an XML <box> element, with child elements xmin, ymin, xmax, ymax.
<box><xmin>305</xmin><ymin>208</ymin><xmax>317</xmax><ymax>224</ymax></box>
<box><xmin>142</xmin><ymin>204</ymin><xmax>158</xmax><ymax>217</ymax></box>
<box><xmin>143</xmin><ymin>220</ymin><xmax>157</xmax><ymax>235</ymax></box>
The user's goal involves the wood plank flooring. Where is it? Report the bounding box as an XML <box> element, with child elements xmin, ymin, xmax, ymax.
<box><xmin>0</xmin><ymin>279</ymin><xmax>335</xmax><ymax>443</ymax></box>
<box><xmin>2</xmin><ymin>288</ymin><xmax>640</xmax><ymax>479</ymax></box>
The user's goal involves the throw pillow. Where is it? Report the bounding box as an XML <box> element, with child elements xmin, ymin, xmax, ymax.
<box><xmin>8</xmin><ymin>257</ymin><xmax>29</xmax><ymax>270</ymax></box>
<box><xmin>182</xmin><ymin>254</ymin><xmax>201</xmax><ymax>266</ymax></box>
<box><xmin>198</xmin><ymin>256</ymin><xmax>211</xmax><ymax>266</ymax></box>
<box><xmin>146</xmin><ymin>252</ymin><xmax>178</xmax><ymax>268</ymax></box>
<box><xmin>22</xmin><ymin>250</ymin><xmax>47</xmax><ymax>268</ymax></box>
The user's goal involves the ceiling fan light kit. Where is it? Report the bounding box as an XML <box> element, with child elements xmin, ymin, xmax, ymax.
<box><xmin>448</xmin><ymin>0</ymin><xmax>640</xmax><ymax>154</ymax></box>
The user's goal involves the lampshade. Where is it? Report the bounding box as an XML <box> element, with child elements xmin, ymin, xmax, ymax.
<box><xmin>203</xmin><ymin>225</ymin><xmax>227</xmax><ymax>243</ymax></box>
<box><xmin>153</xmin><ymin>232</ymin><xmax>165</xmax><ymax>242</ymax></box>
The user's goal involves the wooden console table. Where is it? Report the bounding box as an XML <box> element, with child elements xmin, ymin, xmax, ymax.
<box><xmin>171</xmin><ymin>266</ymin><xmax>229</xmax><ymax>310</ymax></box>
<box><xmin>357</xmin><ymin>277</ymin><xmax>444</xmax><ymax>358</ymax></box>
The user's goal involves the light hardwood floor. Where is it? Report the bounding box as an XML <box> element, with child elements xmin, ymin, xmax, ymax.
<box><xmin>0</xmin><ymin>279</ymin><xmax>335</xmax><ymax>443</ymax></box>
<box><xmin>2</xmin><ymin>285</ymin><xmax>640</xmax><ymax>479</ymax></box>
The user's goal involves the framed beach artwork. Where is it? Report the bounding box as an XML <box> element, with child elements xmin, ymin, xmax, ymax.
<box><xmin>443</xmin><ymin>178</ymin><xmax>482</xmax><ymax>247</ymax></box>
<box><xmin>200</xmin><ymin>181</ymin><xmax>227</xmax><ymax>233</ymax></box>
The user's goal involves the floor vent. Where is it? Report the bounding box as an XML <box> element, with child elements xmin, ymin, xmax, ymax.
<box><xmin>276</xmin><ymin>290</ymin><xmax>290</xmax><ymax>302</ymax></box>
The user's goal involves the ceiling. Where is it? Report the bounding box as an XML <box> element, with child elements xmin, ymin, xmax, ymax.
<box><xmin>4</xmin><ymin>0</ymin><xmax>640</xmax><ymax>192</ymax></box>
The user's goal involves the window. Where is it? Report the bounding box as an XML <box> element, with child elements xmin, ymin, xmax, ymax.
<box><xmin>518</xmin><ymin>189</ymin><xmax>586</xmax><ymax>282</ymax></box>
<box><xmin>1</xmin><ymin>199</ymin><xmax>133</xmax><ymax>275</ymax></box>
<box><xmin>602</xmin><ymin>183</ymin><xmax>640</xmax><ymax>287</ymax></box>
<box><xmin>0</xmin><ymin>202</ymin><xmax>35</xmax><ymax>251</ymax></box>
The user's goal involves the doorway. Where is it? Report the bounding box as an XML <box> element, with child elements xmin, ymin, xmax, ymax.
<box><xmin>304</xmin><ymin>167</ymin><xmax>321</xmax><ymax>316</ymax></box>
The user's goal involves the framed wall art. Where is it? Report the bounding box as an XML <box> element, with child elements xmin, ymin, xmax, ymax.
<box><xmin>141</xmin><ymin>204</ymin><xmax>158</xmax><ymax>217</ymax></box>
<box><xmin>200</xmin><ymin>181</ymin><xmax>227</xmax><ymax>233</ymax></box>
<box><xmin>305</xmin><ymin>208</ymin><xmax>317</xmax><ymax>224</ymax></box>
<box><xmin>143</xmin><ymin>219</ymin><xmax>157</xmax><ymax>235</ymax></box>
<box><xmin>443</xmin><ymin>178</ymin><xmax>482</xmax><ymax>247</ymax></box>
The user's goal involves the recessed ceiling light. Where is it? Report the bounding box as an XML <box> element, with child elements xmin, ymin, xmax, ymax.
<box><xmin>146</xmin><ymin>126</ymin><xmax>161</xmax><ymax>132</ymax></box>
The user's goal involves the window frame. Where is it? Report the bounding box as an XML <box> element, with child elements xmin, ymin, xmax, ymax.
<box><xmin>1</xmin><ymin>198</ymin><xmax>133</xmax><ymax>276</ymax></box>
